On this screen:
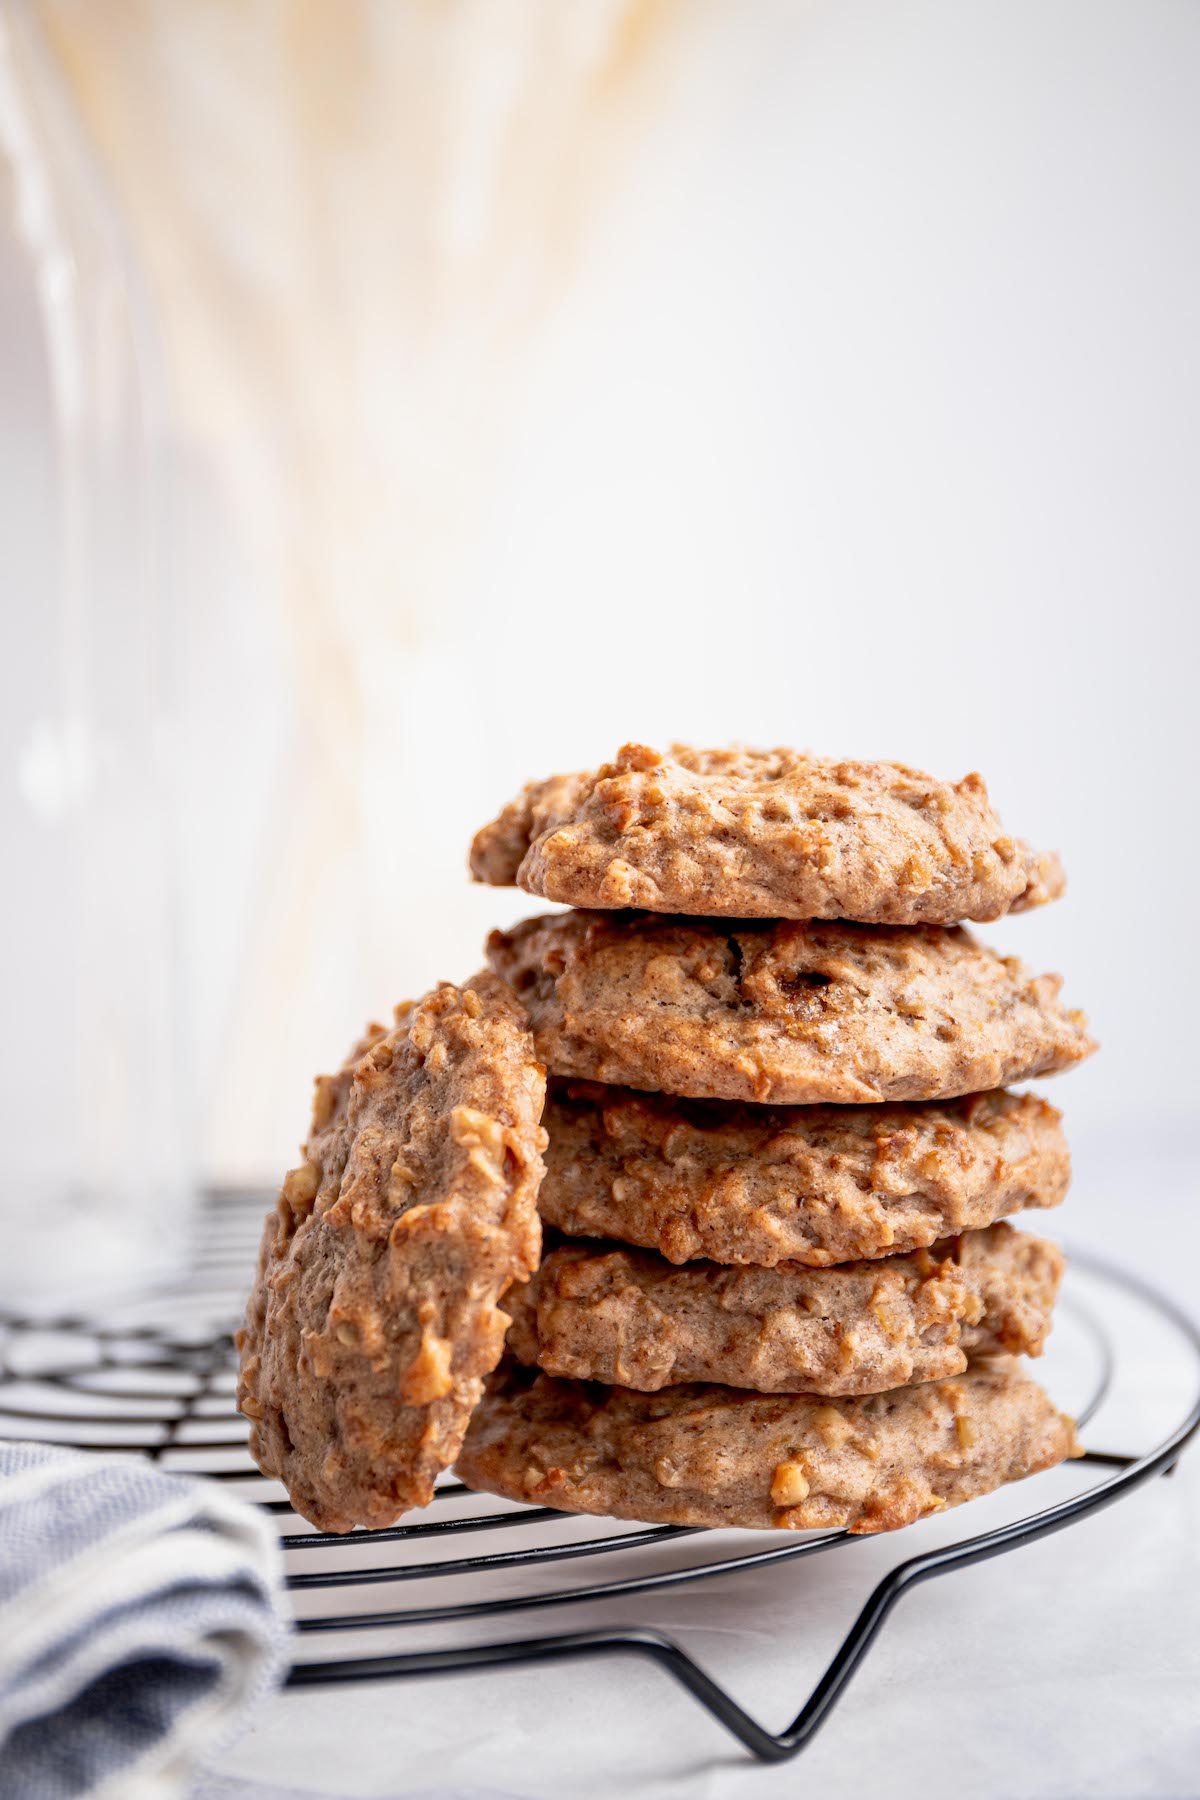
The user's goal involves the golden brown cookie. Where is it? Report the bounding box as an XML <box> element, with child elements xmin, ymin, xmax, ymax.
<box><xmin>539</xmin><ymin>1082</ymin><xmax>1069</xmax><ymax>1265</ymax></box>
<box><xmin>505</xmin><ymin>1224</ymin><xmax>1064</xmax><ymax>1395</ymax></box>
<box><xmin>456</xmin><ymin>1359</ymin><xmax>1080</xmax><ymax>1534</ymax></box>
<box><xmin>236</xmin><ymin>974</ymin><xmax>547</xmax><ymax>1532</ymax></box>
<box><xmin>471</xmin><ymin>743</ymin><xmax>1064</xmax><ymax>924</ymax></box>
<box><xmin>487</xmin><ymin>911</ymin><xmax>1095</xmax><ymax>1105</ymax></box>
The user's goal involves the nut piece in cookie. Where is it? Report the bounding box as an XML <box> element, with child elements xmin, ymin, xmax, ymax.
<box><xmin>456</xmin><ymin>1358</ymin><xmax>1080</xmax><ymax>1534</ymax></box>
<box><xmin>236</xmin><ymin>974</ymin><xmax>547</xmax><ymax>1533</ymax></box>
<box><xmin>488</xmin><ymin>910</ymin><xmax>1096</xmax><ymax>1106</ymax></box>
<box><xmin>470</xmin><ymin>743</ymin><xmax>1064</xmax><ymax>925</ymax></box>
<box><xmin>504</xmin><ymin>1223</ymin><xmax>1066</xmax><ymax>1396</ymax></box>
<box><xmin>539</xmin><ymin>1082</ymin><xmax>1070</xmax><ymax>1266</ymax></box>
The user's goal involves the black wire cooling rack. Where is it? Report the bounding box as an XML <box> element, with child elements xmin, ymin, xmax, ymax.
<box><xmin>1</xmin><ymin>1189</ymin><xmax>1197</xmax><ymax>1765</ymax></box>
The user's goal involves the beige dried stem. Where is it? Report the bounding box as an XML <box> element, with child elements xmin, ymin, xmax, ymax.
<box><xmin>35</xmin><ymin>0</ymin><xmax>687</xmax><ymax>1172</ymax></box>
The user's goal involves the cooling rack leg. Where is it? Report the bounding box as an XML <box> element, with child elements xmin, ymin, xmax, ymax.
<box><xmin>286</xmin><ymin>1629</ymin><xmax>792</xmax><ymax>1762</ymax></box>
<box><xmin>285</xmin><ymin>1421</ymin><xmax>1198</xmax><ymax>1766</ymax></box>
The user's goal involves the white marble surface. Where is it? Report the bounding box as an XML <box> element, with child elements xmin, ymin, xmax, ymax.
<box><xmin>210</xmin><ymin>1128</ymin><xmax>1200</xmax><ymax>1800</ymax></box>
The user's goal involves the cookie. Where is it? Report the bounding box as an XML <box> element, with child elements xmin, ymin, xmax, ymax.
<box><xmin>456</xmin><ymin>1359</ymin><xmax>1080</xmax><ymax>1534</ymax></box>
<box><xmin>539</xmin><ymin>1083</ymin><xmax>1069</xmax><ymax>1265</ymax></box>
<box><xmin>470</xmin><ymin>743</ymin><xmax>1064</xmax><ymax>924</ymax></box>
<box><xmin>505</xmin><ymin>1224</ymin><xmax>1064</xmax><ymax>1395</ymax></box>
<box><xmin>236</xmin><ymin>974</ymin><xmax>547</xmax><ymax>1532</ymax></box>
<box><xmin>487</xmin><ymin>911</ymin><xmax>1095</xmax><ymax>1105</ymax></box>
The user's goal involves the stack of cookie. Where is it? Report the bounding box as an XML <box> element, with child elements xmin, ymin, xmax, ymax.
<box><xmin>237</xmin><ymin>743</ymin><xmax>1093</xmax><ymax>1540</ymax></box>
<box><xmin>455</xmin><ymin>745</ymin><xmax>1093</xmax><ymax>1534</ymax></box>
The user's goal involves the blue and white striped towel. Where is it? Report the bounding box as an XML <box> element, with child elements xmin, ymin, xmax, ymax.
<box><xmin>0</xmin><ymin>1442</ymin><xmax>288</xmax><ymax>1800</ymax></box>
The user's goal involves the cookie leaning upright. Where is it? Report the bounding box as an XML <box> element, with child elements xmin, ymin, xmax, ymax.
<box><xmin>471</xmin><ymin>742</ymin><xmax>1065</xmax><ymax>924</ymax></box>
<box><xmin>236</xmin><ymin>974</ymin><xmax>547</xmax><ymax>1533</ymax></box>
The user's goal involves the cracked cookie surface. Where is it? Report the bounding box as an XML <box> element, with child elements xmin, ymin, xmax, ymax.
<box><xmin>487</xmin><ymin>911</ymin><xmax>1095</xmax><ymax>1105</ymax></box>
<box><xmin>456</xmin><ymin>1358</ymin><xmax>1079</xmax><ymax>1533</ymax></box>
<box><xmin>539</xmin><ymin>1082</ymin><xmax>1069</xmax><ymax>1265</ymax></box>
<box><xmin>506</xmin><ymin>1223</ymin><xmax>1064</xmax><ymax>1395</ymax></box>
<box><xmin>237</xmin><ymin>974</ymin><xmax>547</xmax><ymax>1532</ymax></box>
<box><xmin>471</xmin><ymin>743</ymin><xmax>1063</xmax><ymax>924</ymax></box>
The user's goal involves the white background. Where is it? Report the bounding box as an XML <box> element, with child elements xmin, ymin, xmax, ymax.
<box><xmin>5</xmin><ymin>0</ymin><xmax>1199</xmax><ymax>1180</ymax></box>
<box><xmin>446</xmin><ymin>0</ymin><xmax>1200</xmax><ymax>1150</ymax></box>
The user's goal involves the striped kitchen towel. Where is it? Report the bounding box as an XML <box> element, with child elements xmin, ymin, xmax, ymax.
<box><xmin>0</xmin><ymin>1441</ymin><xmax>287</xmax><ymax>1799</ymax></box>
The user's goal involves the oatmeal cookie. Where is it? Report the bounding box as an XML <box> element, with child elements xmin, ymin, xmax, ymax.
<box><xmin>237</xmin><ymin>974</ymin><xmax>547</xmax><ymax>1532</ymax></box>
<box><xmin>505</xmin><ymin>1223</ymin><xmax>1064</xmax><ymax>1395</ymax></box>
<box><xmin>487</xmin><ymin>911</ymin><xmax>1094</xmax><ymax>1105</ymax></box>
<box><xmin>470</xmin><ymin>743</ymin><xmax>1063</xmax><ymax>923</ymax></box>
<box><xmin>456</xmin><ymin>1358</ymin><xmax>1079</xmax><ymax>1533</ymax></box>
<box><xmin>538</xmin><ymin>1083</ymin><xmax>1069</xmax><ymax>1265</ymax></box>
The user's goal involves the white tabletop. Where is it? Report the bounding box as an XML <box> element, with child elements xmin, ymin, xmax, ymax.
<box><xmin>211</xmin><ymin>1127</ymin><xmax>1200</xmax><ymax>1800</ymax></box>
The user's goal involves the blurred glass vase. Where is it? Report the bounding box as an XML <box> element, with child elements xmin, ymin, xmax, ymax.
<box><xmin>0</xmin><ymin>9</ymin><xmax>191</xmax><ymax>1306</ymax></box>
